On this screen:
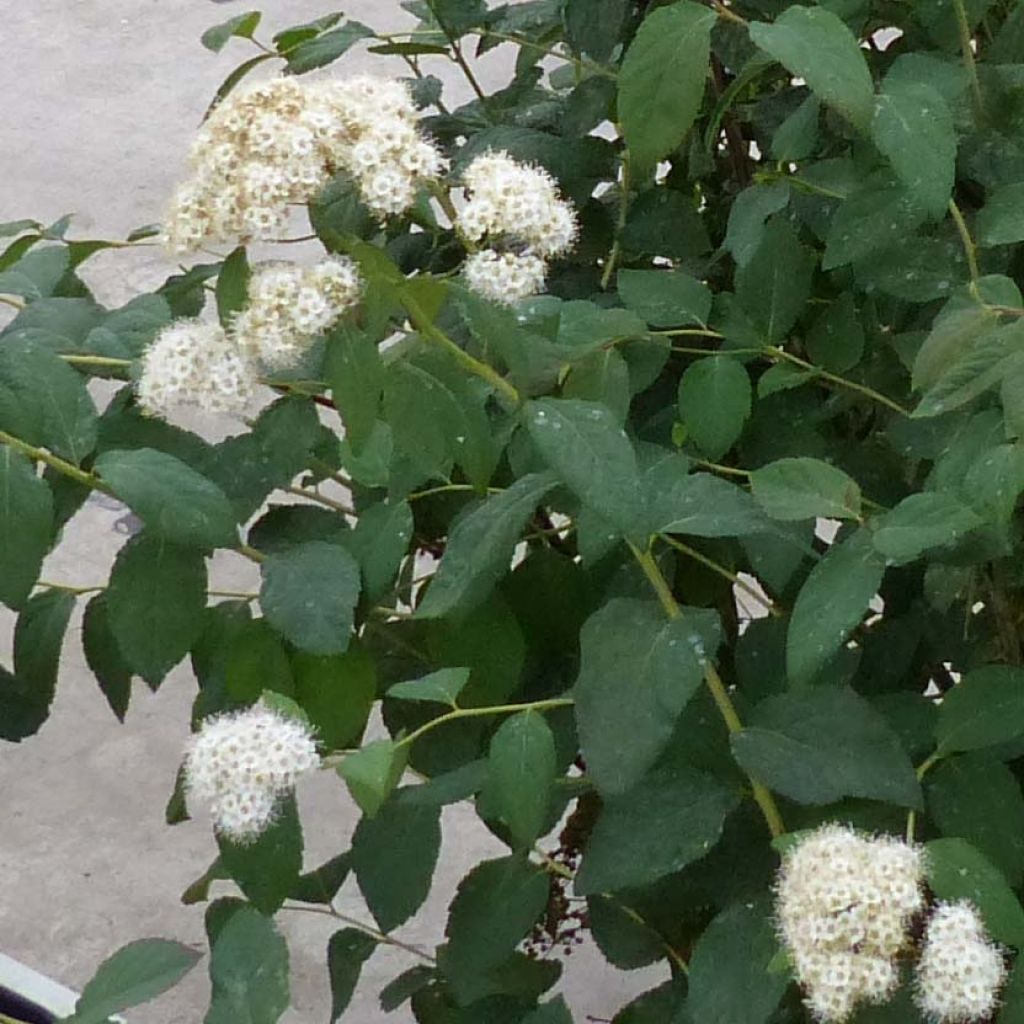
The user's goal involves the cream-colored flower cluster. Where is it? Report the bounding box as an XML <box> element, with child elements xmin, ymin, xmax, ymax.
<box><xmin>137</xmin><ymin>254</ymin><xmax>360</xmax><ymax>419</ymax></box>
<box><xmin>916</xmin><ymin>901</ymin><xmax>1005</xmax><ymax>1023</ymax></box>
<box><xmin>164</xmin><ymin>75</ymin><xmax>445</xmax><ymax>251</ymax></box>
<box><xmin>233</xmin><ymin>256</ymin><xmax>361</xmax><ymax>368</ymax></box>
<box><xmin>184</xmin><ymin>702</ymin><xmax>320</xmax><ymax>842</ymax></box>
<box><xmin>137</xmin><ymin>319</ymin><xmax>258</xmax><ymax>420</ymax></box>
<box><xmin>776</xmin><ymin>825</ymin><xmax>925</xmax><ymax>1022</ymax></box>
<box><xmin>456</xmin><ymin>151</ymin><xmax>578</xmax><ymax>304</ymax></box>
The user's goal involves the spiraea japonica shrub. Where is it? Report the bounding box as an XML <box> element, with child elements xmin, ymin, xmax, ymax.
<box><xmin>8</xmin><ymin>0</ymin><xmax>1024</xmax><ymax>1020</ymax></box>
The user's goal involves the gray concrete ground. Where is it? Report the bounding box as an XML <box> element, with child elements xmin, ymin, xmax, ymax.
<box><xmin>0</xmin><ymin>3</ymin><xmax>662</xmax><ymax>1021</ymax></box>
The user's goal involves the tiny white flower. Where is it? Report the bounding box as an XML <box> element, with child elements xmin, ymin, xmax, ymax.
<box><xmin>463</xmin><ymin>249</ymin><xmax>547</xmax><ymax>305</ymax></box>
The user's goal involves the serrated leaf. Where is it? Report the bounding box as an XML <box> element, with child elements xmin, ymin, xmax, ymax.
<box><xmin>327</xmin><ymin>929</ymin><xmax>377</xmax><ymax>1022</ymax></box>
<box><xmin>935</xmin><ymin>665</ymin><xmax>1024</xmax><ymax>756</ymax></box>
<box><xmin>96</xmin><ymin>448</ymin><xmax>239</xmax><ymax>549</ymax></box>
<box><xmin>351</xmin><ymin>800</ymin><xmax>441</xmax><ymax>932</ymax></box>
<box><xmin>618</xmin><ymin>2</ymin><xmax>716</xmax><ymax>166</ymax></box>
<box><xmin>347</xmin><ymin>498</ymin><xmax>412</xmax><ymax>602</ymax></box>
<box><xmin>0</xmin><ymin>448</ymin><xmax>53</xmax><ymax>609</ymax></box>
<box><xmin>575</xmin><ymin>598</ymin><xmax>721</xmax><ymax>794</ymax></box>
<box><xmin>872</xmin><ymin>491</ymin><xmax>984</xmax><ymax>564</ymax></box>
<box><xmin>388</xmin><ymin>668</ymin><xmax>471</xmax><ymax>707</ymax></box>
<box><xmin>337</xmin><ymin>738</ymin><xmax>408</xmax><ymax>817</ymax></box>
<box><xmin>83</xmin><ymin>593</ymin><xmax>133</xmax><ymax>722</ymax></box>
<box><xmin>379</xmin><ymin>965</ymin><xmax>434</xmax><ymax>1012</ymax></box>
<box><xmin>677</xmin><ymin>357</ymin><xmax>752</xmax><ymax>460</ymax></box>
<box><xmin>750</xmin><ymin>6</ymin><xmax>875</xmax><ymax>133</ymax></box>
<box><xmin>751</xmin><ymin>457</ymin><xmax>861</xmax><ymax>522</ymax></box>
<box><xmin>926</xmin><ymin>838</ymin><xmax>1024</xmax><ymax>947</ymax></box>
<box><xmin>724</xmin><ymin>182</ymin><xmax>792</xmax><ymax>267</ymax></box>
<box><xmin>617</xmin><ymin>269</ymin><xmax>712</xmax><ymax>328</ymax></box>
<box><xmin>731</xmin><ymin>687</ymin><xmax>922</xmax><ymax>808</ymax></box>
<box><xmin>805</xmin><ymin>293</ymin><xmax>864</xmax><ymax>373</ymax></box>
<box><xmin>563</xmin><ymin>0</ymin><xmax>628</xmax><ymax>60</ymax></box>
<box><xmin>290</xmin><ymin>852</ymin><xmax>350</xmax><ymax>905</ymax></box>
<box><xmin>325</xmin><ymin>325</ymin><xmax>383</xmax><ymax>455</ymax></box>
<box><xmin>106</xmin><ymin>533</ymin><xmax>208</xmax><ymax>686</ymax></box>
<box><xmin>64</xmin><ymin>939</ymin><xmax>201</xmax><ymax>1024</ymax></box>
<box><xmin>417</xmin><ymin>473</ymin><xmax>559</xmax><ymax>619</ymax></box>
<box><xmin>284</xmin><ymin>21</ymin><xmax>374</xmax><ymax>74</ymax></box>
<box><xmin>576</xmin><ymin>762</ymin><xmax>739</xmax><ymax>894</ymax></box>
<box><xmin>485</xmin><ymin>711</ymin><xmax>557</xmax><ymax>848</ymax></box>
<box><xmin>787</xmin><ymin>529</ymin><xmax>885</xmax><ymax>685</ymax></box>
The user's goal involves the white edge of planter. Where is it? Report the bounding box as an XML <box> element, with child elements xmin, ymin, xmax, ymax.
<box><xmin>0</xmin><ymin>952</ymin><xmax>124</xmax><ymax>1021</ymax></box>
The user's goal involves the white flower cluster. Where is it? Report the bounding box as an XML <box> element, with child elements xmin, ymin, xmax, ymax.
<box><xmin>137</xmin><ymin>254</ymin><xmax>361</xmax><ymax>418</ymax></box>
<box><xmin>233</xmin><ymin>256</ymin><xmax>362</xmax><ymax>368</ymax></box>
<box><xmin>164</xmin><ymin>75</ymin><xmax>445</xmax><ymax>251</ymax></box>
<box><xmin>456</xmin><ymin>151</ymin><xmax>578</xmax><ymax>304</ymax></box>
<box><xmin>776</xmin><ymin>824</ymin><xmax>925</xmax><ymax>1022</ymax></box>
<box><xmin>916</xmin><ymin>901</ymin><xmax>1005</xmax><ymax>1023</ymax></box>
<box><xmin>137</xmin><ymin>319</ymin><xmax>258</xmax><ymax>420</ymax></box>
<box><xmin>184</xmin><ymin>702</ymin><xmax>320</xmax><ymax>842</ymax></box>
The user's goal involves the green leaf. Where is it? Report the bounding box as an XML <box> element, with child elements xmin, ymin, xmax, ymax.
<box><xmin>871</xmin><ymin>82</ymin><xmax>956</xmax><ymax>219</ymax></box>
<box><xmin>575</xmin><ymin>598</ymin><xmax>720</xmax><ymax>794</ymax></box>
<box><xmin>926</xmin><ymin>838</ymin><xmax>1024</xmax><ymax>947</ymax></box>
<box><xmin>587</xmin><ymin>895</ymin><xmax>664</xmax><ymax>969</ymax></box>
<box><xmin>290</xmin><ymin>851</ymin><xmax>351</xmax><ymax>905</ymax></box>
<box><xmin>0</xmin><ymin>338</ymin><xmax>98</xmax><ymax>464</ymax></box>
<box><xmin>576</xmin><ymin>763</ymin><xmax>740</xmax><ymax>894</ymax></box>
<box><xmin>273</xmin><ymin>14</ymin><xmax>343</xmax><ymax>52</ymax></box>
<box><xmin>935</xmin><ymin>665</ymin><xmax>1024</xmax><ymax>756</ymax></box>
<box><xmin>202</xmin><ymin>11</ymin><xmax>262</xmax><ymax>52</ymax></box>
<box><xmin>284</xmin><ymin>21</ymin><xmax>374</xmax><ymax>74</ymax></box>
<box><xmin>872</xmin><ymin>492</ymin><xmax>984</xmax><ymax>565</ymax></box>
<box><xmin>351</xmin><ymin>800</ymin><xmax>442</xmax><ymax>932</ymax></box>
<box><xmin>347</xmin><ymin>498</ymin><xmax>413</xmax><ymax>602</ymax></box>
<box><xmin>736</xmin><ymin>218</ymin><xmax>814</xmax><ymax>343</ymax></box>
<box><xmin>618</xmin><ymin>2</ymin><xmax>717</xmax><ymax>166</ymax></box>
<box><xmin>805</xmin><ymin>293</ymin><xmax>865</xmax><ymax>373</ymax></box>
<box><xmin>823</xmin><ymin>182</ymin><xmax>928</xmax><ymax>270</ymax></box>
<box><xmin>772</xmin><ymin>94</ymin><xmax>820</xmax><ymax>162</ymax></box>
<box><xmin>205</xmin><ymin>905</ymin><xmax>289</xmax><ymax>1024</ymax></box>
<box><xmin>0</xmin><ymin>448</ymin><xmax>53</xmax><ymax>609</ymax></box>
<box><xmin>524</xmin><ymin>997</ymin><xmax>573</xmax><ymax>1024</ymax></box>
<box><xmin>260</xmin><ymin>541</ymin><xmax>361</xmax><ymax>656</ymax></box>
<box><xmin>556</xmin><ymin>301</ymin><xmax>645</xmax><ymax>351</ymax></box>
<box><xmin>787</xmin><ymin>529</ymin><xmax>885</xmax><ymax>685</ymax></box>
<box><xmin>688</xmin><ymin>899</ymin><xmax>788</xmax><ymax>1024</ymax></box>
<box><xmin>327</xmin><ymin>929</ymin><xmax>377</xmax><ymax>1022</ymax></box>
<box><xmin>378</xmin><ymin>965</ymin><xmax>434</xmax><ymax>1012</ymax></box>
<box><xmin>83</xmin><ymin>593</ymin><xmax>133</xmax><ymax>722</ymax></box>
<box><xmin>913</xmin><ymin>305</ymin><xmax>999</xmax><ymax>392</ymax></box>
<box><xmin>485</xmin><ymin>711</ymin><xmax>557</xmax><ymax>849</ymax></box>
<box><xmin>96</xmin><ymin>448</ymin><xmax>238</xmax><ymax>549</ymax></box>
<box><xmin>731</xmin><ymin>686</ymin><xmax>922</xmax><ymax>808</ymax></box>
<box><xmin>225</xmin><ymin>619</ymin><xmax>293</xmax><ymax>703</ymax></box>
<box><xmin>525</xmin><ymin>399</ymin><xmax>640</xmax><ymax>536</ymax></box>
<box><xmin>750</xmin><ymin>6</ymin><xmax>875</xmax><ymax>133</ymax></box>
<box><xmin>564</xmin><ymin>349</ymin><xmax>632</xmax><ymax>424</ymax></box>
<box><xmin>978</xmin><ymin>182</ymin><xmax>1024</xmax><ymax>247</ymax></box>
<box><xmin>292</xmin><ymin>645</ymin><xmax>376</xmax><ymax>750</ymax></box>
<box><xmin>563</xmin><ymin>0</ymin><xmax>628</xmax><ymax>60</ymax></box>
<box><xmin>417</xmin><ymin>473</ymin><xmax>559</xmax><ymax>619</ymax></box>
<box><xmin>677</xmin><ymin>357</ymin><xmax>752</xmax><ymax>460</ymax></box>
<box><xmin>617</xmin><ymin>269</ymin><xmax>712</xmax><ymax>328</ymax></box>
<box><xmin>927</xmin><ymin>754</ymin><xmax>1024</xmax><ymax>886</ymax></box>
<box><xmin>64</xmin><ymin>939</ymin><xmax>201</xmax><ymax>1024</ymax></box>
<box><xmin>217</xmin><ymin>795</ymin><xmax>302</xmax><ymax>915</ymax></box>
<box><xmin>324</xmin><ymin>325</ymin><xmax>383</xmax><ymax>455</ymax></box>
<box><xmin>750</xmin><ymin>457</ymin><xmax>862</xmax><ymax>521</ymax></box>
<box><xmin>724</xmin><ymin>182</ymin><xmax>793</xmax><ymax>268</ymax></box>
<box><xmin>443</xmin><ymin>856</ymin><xmax>549</xmax><ymax>981</ymax></box>
<box><xmin>106</xmin><ymin>533</ymin><xmax>208</xmax><ymax>686</ymax></box>
<box><xmin>337</xmin><ymin>738</ymin><xmax>408</xmax><ymax>817</ymax></box>
<box><xmin>388</xmin><ymin>668</ymin><xmax>471</xmax><ymax>707</ymax></box>
<box><xmin>215</xmin><ymin>246</ymin><xmax>250</xmax><ymax>327</ymax></box>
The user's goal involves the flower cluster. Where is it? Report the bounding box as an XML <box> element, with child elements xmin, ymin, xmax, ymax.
<box><xmin>233</xmin><ymin>256</ymin><xmax>361</xmax><ymax>368</ymax></box>
<box><xmin>164</xmin><ymin>75</ymin><xmax>445</xmax><ymax>251</ymax></box>
<box><xmin>456</xmin><ymin>151</ymin><xmax>578</xmax><ymax>304</ymax></box>
<box><xmin>136</xmin><ymin>319</ymin><xmax>258</xmax><ymax>420</ymax></box>
<box><xmin>775</xmin><ymin>824</ymin><xmax>925</xmax><ymax>1022</ymax></box>
<box><xmin>183</xmin><ymin>702</ymin><xmax>320</xmax><ymax>842</ymax></box>
<box><xmin>137</xmin><ymin>254</ymin><xmax>361</xmax><ymax>418</ymax></box>
<box><xmin>916</xmin><ymin>901</ymin><xmax>1005</xmax><ymax>1023</ymax></box>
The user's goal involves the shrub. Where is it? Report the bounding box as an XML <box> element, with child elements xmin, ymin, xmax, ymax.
<box><xmin>6</xmin><ymin>0</ymin><xmax>1024</xmax><ymax>1021</ymax></box>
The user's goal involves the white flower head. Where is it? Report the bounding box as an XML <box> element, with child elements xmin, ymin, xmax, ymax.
<box><xmin>184</xmin><ymin>702</ymin><xmax>320</xmax><ymax>842</ymax></box>
<box><xmin>137</xmin><ymin>319</ymin><xmax>258</xmax><ymax>421</ymax></box>
<box><xmin>915</xmin><ymin>901</ymin><xmax>1006</xmax><ymax>1023</ymax></box>
<box><xmin>775</xmin><ymin>824</ymin><xmax>925</xmax><ymax>1022</ymax></box>
<box><xmin>463</xmin><ymin>249</ymin><xmax>547</xmax><ymax>305</ymax></box>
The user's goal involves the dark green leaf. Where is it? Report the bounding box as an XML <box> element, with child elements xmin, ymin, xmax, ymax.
<box><xmin>805</xmin><ymin>293</ymin><xmax>865</xmax><ymax>373</ymax></box>
<box><xmin>576</xmin><ymin>763</ymin><xmax>739</xmax><ymax>894</ymax></box>
<box><xmin>337</xmin><ymin>738</ymin><xmax>408</xmax><ymax>817</ymax></box>
<box><xmin>215</xmin><ymin>246</ymin><xmax>250</xmax><ymax>327</ymax></box>
<box><xmin>284</xmin><ymin>21</ymin><xmax>374</xmax><ymax>74</ymax></box>
<box><xmin>724</xmin><ymin>182</ymin><xmax>792</xmax><ymax>267</ymax></box>
<box><xmin>677</xmin><ymin>357</ymin><xmax>752</xmax><ymax>460</ymax></box>
<box><xmin>106</xmin><ymin>533</ymin><xmax>208</xmax><ymax>686</ymax></box>
<box><xmin>292</xmin><ymin>644</ymin><xmax>376</xmax><ymax>750</ymax></box>
<box><xmin>83</xmin><ymin>593</ymin><xmax>133</xmax><ymax>722</ymax></box>
<box><xmin>617</xmin><ymin>269</ymin><xmax>711</xmax><ymax>329</ymax></box>
<box><xmin>351</xmin><ymin>800</ymin><xmax>442</xmax><ymax>931</ymax></box>
<box><xmin>926</xmin><ymin>838</ymin><xmax>1024</xmax><ymax>947</ymax></box>
<box><xmin>327</xmin><ymin>929</ymin><xmax>377</xmax><ymax>1022</ymax></box>
<box><xmin>575</xmin><ymin>598</ymin><xmax>720</xmax><ymax>794</ymax></box>
<box><xmin>563</xmin><ymin>0</ymin><xmax>628</xmax><ymax>60</ymax></box>
<box><xmin>731</xmin><ymin>686</ymin><xmax>922</xmax><ymax>808</ymax></box>
<box><xmin>202</xmin><ymin>12</ymin><xmax>262</xmax><ymax>52</ymax></box>
<box><xmin>388</xmin><ymin>667</ymin><xmax>471</xmax><ymax>707</ymax></box>
<box><xmin>290</xmin><ymin>852</ymin><xmax>351</xmax><ymax>905</ymax></box>
<box><xmin>978</xmin><ymin>182</ymin><xmax>1024</xmax><ymax>247</ymax></box>
<box><xmin>325</xmin><ymin>325</ymin><xmax>383</xmax><ymax>455</ymax></box>
<box><xmin>379</xmin><ymin>965</ymin><xmax>434</xmax><ymax>1012</ymax></box>
<box><xmin>872</xmin><ymin>492</ymin><xmax>984</xmax><ymax>565</ymax></box>
<box><xmin>347</xmin><ymin>498</ymin><xmax>412</xmax><ymax>602</ymax></box>
<box><xmin>750</xmin><ymin>457</ymin><xmax>862</xmax><ymax>521</ymax></box>
<box><xmin>65</xmin><ymin>939</ymin><xmax>201</xmax><ymax>1024</ymax></box>
<box><xmin>588</xmin><ymin>895</ymin><xmax>664</xmax><ymax>970</ymax></box>
<box><xmin>260</xmin><ymin>541</ymin><xmax>361</xmax><ymax>656</ymax></box>
<box><xmin>618</xmin><ymin>2</ymin><xmax>716</xmax><ymax>166</ymax></box>
<box><xmin>787</xmin><ymin>529</ymin><xmax>885</xmax><ymax>685</ymax></box>
<box><xmin>935</xmin><ymin>665</ymin><xmax>1024</xmax><ymax>756</ymax></box>
<box><xmin>0</xmin><ymin>448</ymin><xmax>53</xmax><ymax>609</ymax></box>
<box><xmin>524</xmin><ymin>997</ymin><xmax>574</xmax><ymax>1024</ymax></box>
